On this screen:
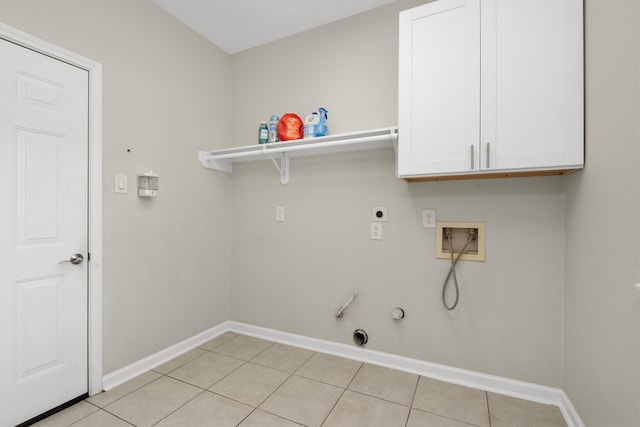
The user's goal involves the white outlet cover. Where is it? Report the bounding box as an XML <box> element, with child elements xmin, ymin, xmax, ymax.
<box><xmin>370</xmin><ymin>222</ymin><xmax>383</xmax><ymax>240</ymax></box>
<box><xmin>422</xmin><ymin>209</ymin><xmax>436</xmax><ymax>228</ymax></box>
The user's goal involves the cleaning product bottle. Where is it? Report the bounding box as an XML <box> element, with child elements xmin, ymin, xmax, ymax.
<box><xmin>315</xmin><ymin>107</ymin><xmax>328</xmax><ymax>137</ymax></box>
<box><xmin>258</xmin><ymin>121</ymin><xmax>269</xmax><ymax>144</ymax></box>
<box><xmin>269</xmin><ymin>115</ymin><xmax>280</xmax><ymax>143</ymax></box>
<box><xmin>278</xmin><ymin>113</ymin><xmax>303</xmax><ymax>141</ymax></box>
<box><xmin>304</xmin><ymin>112</ymin><xmax>319</xmax><ymax>138</ymax></box>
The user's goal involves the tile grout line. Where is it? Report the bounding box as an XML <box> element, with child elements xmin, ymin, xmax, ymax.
<box><xmin>318</xmin><ymin>383</ymin><xmax>348</xmax><ymax>426</ymax></box>
<box><xmin>53</xmin><ymin>402</ymin><xmax>99</xmax><ymax>427</ymax></box>
<box><xmin>318</xmin><ymin>360</ymin><xmax>366</xmax><ymax>426</ymax></box>
<box><xmin>250</xmin><ymin>365</ymin><xmax>304</xmax><ymax>424</ymax></box>
<box><xmin>114</xmin><ymin>346</ymin><xmax>273</xmax><ymax>427</ymax></box>
<box><xmin>346</xmin><ymin>388</ymin><xmax>416</xmax><ymax>411</ymax></box>
<box><xmin>105</xmin><ymin>410</ymin><xmax>136</xmax><ymax>427</ymax></box>
<box><xmin>84</xmin><ymin>332</ymin><xmax>555</xmax><ymax>427</ymax></box>
<box><xmin>256</xmin><ymin>349</ymin><xmax>362</xmax><ymax>427</ymax></box>
<box><xmin>216</xmin><ymin>338</ymin><xmax>305</xmax><ymax>426</ymax></box>
<box><xmin>344</xmin><ymin>363</ymin><xmax>419</xmax><ymax>409</ymax></box>
<box><xmin>148</xmin><ymin>389</ymin><xmax>208</xmax><ymax>427</ymax></box>
<box><xmin>77</xmin><ymin>408</ymin><xmax>135</xmax><ymax>427</ymax></box>
<box><xmin>164</xmin><ymin>334</ymin><xmax>274</xmax><ymax>391</ymax></box>
<box><xmin>486</xmin><ymin>391</ymin><xmax>493</xmax><ymax>427</ymax></box>
<box><xmin>417</xmin><ymin>408</ymin><xmax>482</xmax><ymax>427</ymax></box>
<box><xmin>288</xmin><ymin>345</ymin><xmax>317</xmax><ymax>375</ymax></box>
<box><xmin>169</xmin><ymin>336</ymin><xmax>319</xmax><ymax>426</ymax></box>
<box><xmin>406</xmin><ymin>388</ymin><xmax>486</xmax><ymax>427</ymax></box>
<box><xmin>150</xmin><ymin>332</ymin><xmax>237</xmax><ymax>376</ymax></box>
<box><xmin>156</xmin><ymin>347</ymin><xmax>211</xmax><ymax>375</ymax></box>
<box><xmin>95</xmin><ymin>373</ymin><xmax>165</xmax><ymax>414</ymax></box>
<box><xmin>136</xmin><ymin>344</ymin><xmax>256</xmax><ymax>426</ymax></box>
<box><xmin>404</xmin><ymin>373</ymin><xmax>422</xmax><ymax>427</ymax></box>
<box><xmin>97</xmin><ymin>374</ymin><xmax>199</xmax><ymax>426</ymax></box>
<box><xmin>233</xmin><ymin>405</ymin><xmax>259</xmax><ymax>426</ymax></box>
<box><xmin>344</xmin><ymin>362</ymin><xmax>365</xmax><ymax>390</ymax></box>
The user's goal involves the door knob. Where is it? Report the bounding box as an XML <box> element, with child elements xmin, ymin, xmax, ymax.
<box><xmin>59</xmin><ymin>254</ymin><xmax>84</xmax><ymax>265</ymax></box>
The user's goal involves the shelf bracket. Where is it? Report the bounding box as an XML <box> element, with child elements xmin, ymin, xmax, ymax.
<box><xmin>268</xmin><ymin>152</ymin><xmax>290</xmax><ymax>185</ymax></box>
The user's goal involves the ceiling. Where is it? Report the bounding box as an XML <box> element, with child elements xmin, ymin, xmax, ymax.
<box><xmin>152</xmin><ymin>0</ymin><xmax>397</xmax><ymax>54</ymax></box>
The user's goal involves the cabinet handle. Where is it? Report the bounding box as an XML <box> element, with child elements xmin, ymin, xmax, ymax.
<box><xmin>470</xmin><ymin>145</ymin><xmax>475</xmax><ymax>170</ymax></box>
<box><xmin>486</xmin><ymin>143</ymin><xmax>491</xmax><ymax>169</ymax></box>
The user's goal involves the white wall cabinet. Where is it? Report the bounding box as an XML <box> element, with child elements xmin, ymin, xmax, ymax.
<box><xmin>397</xmin><ymin>0</ymin><xmax>583</xmax><ymax>181</ymax></box>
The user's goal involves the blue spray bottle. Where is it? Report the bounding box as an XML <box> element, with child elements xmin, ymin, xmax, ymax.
<box><xmin>315</xmin><ymin>107</ymin><xmax>328</xmax><ymax>137</ymax></box>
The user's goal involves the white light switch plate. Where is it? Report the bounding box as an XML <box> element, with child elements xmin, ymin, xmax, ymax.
<box><xmin>114</xmin><ymin>174</ymin><xmax>127</xmax><ymax>194</ymax></box>
<box><xmin>276</xmin><ymin>206</ymin><xmax>285</xmax><ymax>222</ymax></box>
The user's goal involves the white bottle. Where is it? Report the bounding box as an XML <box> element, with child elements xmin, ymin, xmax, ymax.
<box><xmin>269</xmin><ymin>115</ymin><xmax>280</xmax><ymax>143</ymax></box>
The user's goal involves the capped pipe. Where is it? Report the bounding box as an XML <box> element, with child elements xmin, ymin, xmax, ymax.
<box><xmin>392</xmin><ymin>307</ymin><xmax>405</xmax><ymax>320</ymax></box>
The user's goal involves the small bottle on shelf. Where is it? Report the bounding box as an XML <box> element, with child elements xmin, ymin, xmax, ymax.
<box><xmin>269</xmin><ymin>115</ymin><xmax>280</xmax><ymax>143</ymax></box>
<box><xmin>258</xmin><ymin>121</ymin><xmax>269</xmax><ymax>144</ymax></box>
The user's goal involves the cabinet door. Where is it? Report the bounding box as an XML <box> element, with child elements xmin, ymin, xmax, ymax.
<box><xmin>397</xmin><ymin>0</ymin><xmax>480</xmax><ymax>177</ymax></box>
<box><xmin>480</xmin><ymin>0</ymin><xmax>583</xmax><ymax>171</ymax></box>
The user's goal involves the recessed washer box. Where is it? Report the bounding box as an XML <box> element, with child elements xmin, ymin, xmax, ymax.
<box><xmin>436</xmin><ymin>221</ymin><xmax>486</xmax><ymax>262</ymax></box>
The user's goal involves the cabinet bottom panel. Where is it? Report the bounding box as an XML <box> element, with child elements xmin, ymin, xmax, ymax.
<box><xmin>402</xmin><ymin>168</ymin><xmax>581</xmax><ymax>182</ymax></box>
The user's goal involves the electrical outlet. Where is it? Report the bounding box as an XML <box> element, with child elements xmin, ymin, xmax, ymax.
<box><xmin>422</xmin><ymin>209</ymin><xmax>436</xmax><ymax>228</ymax></box>
<box><xmin>370</xmin><ymin>222</ymin><xmax>383</xmax><ymax>240</ymax></box>
<box><xmin>372</xmin><ymin>207</ymin><xmax>388</xmax><ymax>222</ymax></box>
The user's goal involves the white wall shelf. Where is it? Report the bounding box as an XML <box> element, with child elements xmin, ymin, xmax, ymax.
<box><xmin>198</xmin><ymin>127</ymin><xmax>398</xmax><ymax>185</ymax></box>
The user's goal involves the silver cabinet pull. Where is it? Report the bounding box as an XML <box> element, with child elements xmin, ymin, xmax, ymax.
<box><xmin>470</xmin><ymin>145</ymin><xmax>475</xmax><ymax>170</ymax></box>
<box><xmin>486</xmin><ymin>143</ymin><xmax>491</xmax><ymax>168</ymax></box>
<box><xmin>59</xmin><ymin>254</ymin><xmax>84</xmax><ymax>265</ymax></box>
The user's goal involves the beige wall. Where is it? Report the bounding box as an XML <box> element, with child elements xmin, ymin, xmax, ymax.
<box><xmin>0</xmin><ymin>0</ymin><xmax>233</xmax><ymax>373</ymax></box>
<box><xmin>564</xmin><ymin>0</ymin><xmax>640</xmax><ymax>425</ymax></box>
<box><xmin>229</xmin><ymin>0</ymin><xmax>566</xmax><ymax>387</ymax></box>
<box><xmin>229</xmin><ymin>0</ymin><xmax>423</xmax><ymax>144</ymax></box>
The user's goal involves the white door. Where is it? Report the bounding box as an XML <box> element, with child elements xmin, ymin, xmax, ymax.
<box><xmin>0</xmin><ymin>38</ymin><xmax>89</xmax><ymax>427</ymax></box>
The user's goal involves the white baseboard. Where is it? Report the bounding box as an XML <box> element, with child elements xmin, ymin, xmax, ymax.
<box><xmin>101</xmin><ymin>321</ymin><xmax>232</xmax><ymax>391</ymax></box>
<box><xmin>101</xmin><ymin>320</ymin><xmax>584</xmax><ymax>427</ymax></box>
<box><xmin>228</xmin><ymin>322</ymin><xmax>584</xmax><ymax>427</ymax></box>
<box><xmin>559</xmin><ymin>390</ymin><xmax>586</xmax><ymax>427</ymax></box>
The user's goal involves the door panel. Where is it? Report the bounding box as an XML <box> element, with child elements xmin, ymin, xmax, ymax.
<box><xmin>397</xmin><ymin>0</ymin><xmax>480</xmax><ymax>177</ymax></box>
<box><xmin>17</xmin><ymin>129</ymin><xmax>66</xmax><ymax>243</ymax></box>
<box><xmin>481</xmin><ymin>0</ymin><xmax>584</xmax><ymax>170</ymax></box>
<box><xmin>16</xmin><ymin>276</ymin><xmax>66</xmax><ymax>380</ymax></box>
<box><xmin>0</xmin><ymin>38</ymin><xmax>89</xmax><ymax>427</ymax></box>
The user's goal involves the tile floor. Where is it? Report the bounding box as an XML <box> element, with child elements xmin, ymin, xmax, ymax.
<box><xmin>34</xmin><ymin>332</ymin><xmax>567</xmax><ymax>427</ymax></box>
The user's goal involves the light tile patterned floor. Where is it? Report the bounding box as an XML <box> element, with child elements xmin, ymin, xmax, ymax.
<box><xmin>34</xmin><ymin>332</ymin><xmax>567</xmax><ymax>427</ymax></box>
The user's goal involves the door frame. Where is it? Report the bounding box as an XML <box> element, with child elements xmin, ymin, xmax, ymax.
<box><xmin>0</xmin><ymin>23</ymin><xmax>103</xmax><ymax>396</ymax></box>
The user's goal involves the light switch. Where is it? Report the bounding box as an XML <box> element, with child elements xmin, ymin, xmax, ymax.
<box><xmin>114</xmin><ymin>174</ymin><xmax>127</xmax><ymax>194</ymax></box>
<box><xmin>276</xmin><ymin>206</ymin><xmax>285</xmax><ymax>222</ymax></box>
